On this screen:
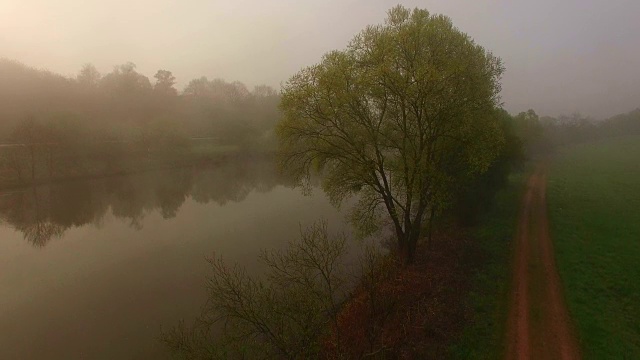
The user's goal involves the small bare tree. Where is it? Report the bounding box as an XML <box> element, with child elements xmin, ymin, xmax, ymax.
<box><xmin>162</xmin><ymin>221</ymin><xmax>350</xmax><ymax>359</ymax></box>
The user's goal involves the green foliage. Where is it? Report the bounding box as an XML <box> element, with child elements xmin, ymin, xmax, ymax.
<box><xmin>451</xmin><ymin>171</ymin><xmax>529</xmax><ymax>359</ymax></box>
<box><xmin>453</xmin><ymin>108</ymin><xmax>524</xmax><ymax>225</ymax></box>
<box><xmin>548</xmin><ymin>136</ymin><xmax>640</xmax><ymax>358</ymax></box>
<box><xmin>512</xmin><ymin>109</ymin><xmax>547</xmax><ymax>156</ymax></box>
<box><xmin>162</xmin><ymin>221</ymin><xmax>350</xmax><ymax>359</ymax></box>
<box><xmin>278</xmin><ymin>5</ymin><xmax>505</xmax><ymax>261</ymax></box>
<box><xmin>450</xmin><ymin>171</ymin><xmax>527</xmax><ymax>359</ymax></box>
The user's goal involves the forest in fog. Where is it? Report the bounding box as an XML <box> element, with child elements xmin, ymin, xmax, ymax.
<box><xmin>2</xmin><ymin>56</ymin><xmax>639</xmax><ymax>190</ymax></box>
<box><xmin>0</xmin><ymin>58</ymin><xmax>280</xmax><ymax>187</ymax></box>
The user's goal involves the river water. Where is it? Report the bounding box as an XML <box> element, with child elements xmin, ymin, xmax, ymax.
<box><xmin>0</xmin><ymin>159</ymin><xmax>349</xmax><ymax>359</ymax></box>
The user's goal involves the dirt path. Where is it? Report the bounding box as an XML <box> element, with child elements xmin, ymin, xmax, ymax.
<box><xmin>505</xmin><ymin>165</ymin><xmax>581</xmax><ymax>360</ymax></box>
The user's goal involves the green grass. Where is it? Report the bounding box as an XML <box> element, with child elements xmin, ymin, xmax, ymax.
<box><xmin>548</xmin><ymin>135</ymin><xmax>640</xmax><ymax>359</ymax></box>
<box><xmin>450</xmin><ymin>171</ymin><xmax>527</xmax><ymax>359</ymax></box>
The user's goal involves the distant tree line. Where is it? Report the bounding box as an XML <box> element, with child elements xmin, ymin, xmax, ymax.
<box><xmin>509</xmin><ymin>108</ymin><xmax>640</xmax><ymax>156</ymax></box>
<box><xmin>0</xmin><ymin>59</ymin><xmax>280</xmax><ymax>186</ymax></box>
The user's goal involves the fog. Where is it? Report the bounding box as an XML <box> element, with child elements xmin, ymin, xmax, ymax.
<box><xmin>2</xmin><ymin>0</ymin><xmax>639</xmax><ymax>119</ymax></box>
<box><xmin>2</xmin><ymin>2</ymin><xmax>639</xmax><ymax>358</ymax></box>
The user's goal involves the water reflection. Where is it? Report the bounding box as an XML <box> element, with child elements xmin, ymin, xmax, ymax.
<box><xmin>0</xmin><ymin>157</ymin><xmax>293</xmax><ymax>247</ymax></box>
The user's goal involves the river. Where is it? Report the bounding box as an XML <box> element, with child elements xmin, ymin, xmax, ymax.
<box><xmin>0</xmin><ymin>158</ymin><xmax>350</xmax><ymax>359</ymax></box>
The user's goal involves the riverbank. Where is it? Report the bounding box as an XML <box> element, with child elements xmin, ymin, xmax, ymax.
<box><xmin>324</xmin><ymin>172</ymin><xmax>526</xmax><ymax>358</ymax></box>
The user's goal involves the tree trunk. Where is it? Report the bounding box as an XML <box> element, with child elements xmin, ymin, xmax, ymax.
<box><xmin>427</xmin><ymin>209</ymin><xmax>436</xmax><ymax>252</ymax></box>
<box><xmin>398</xmin><ymin>239</ymin><xmax>409</xmax><ymax>264</ymax></box>
<box><xmin>398</xmin><ymin>229</ymin><xmax>420</xmax><ymax>265</ymax></box>
<box><xmin>408</xmin><ymin>229</ymin><xmax>420</xmax><ymax>264</ymax></box>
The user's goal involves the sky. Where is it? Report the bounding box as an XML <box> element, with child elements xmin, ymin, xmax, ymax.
<box><xmin>1</xmin><ymin>0</ymin><xmax>639</xmax><ymax>119</ymax></box>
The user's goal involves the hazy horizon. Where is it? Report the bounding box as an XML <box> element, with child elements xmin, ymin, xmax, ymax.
<box><xmin>2</xmin><ymin>0</ymin><xmax>639</xmax><ymax>119</ymax></box>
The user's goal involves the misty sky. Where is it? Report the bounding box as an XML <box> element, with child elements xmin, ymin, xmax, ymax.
<box><xmin>1</xmin><ymin>0</ymin><xmax>639</xmax><ymax>118</ymax></box>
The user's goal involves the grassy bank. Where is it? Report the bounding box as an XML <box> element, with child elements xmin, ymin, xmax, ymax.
<box><xmin>450</xmin><ymin>171</ymin><xmax>527</xmax><ymax>358</ymax></box>
<box><xmin>547</xmin><ymin>135</ymin><xmax>640</xmax><ymax>358</ymax></box>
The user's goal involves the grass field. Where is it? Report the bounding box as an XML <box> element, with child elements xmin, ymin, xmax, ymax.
<box><xmin>548</xmin><ymin>135</ymin><xmax>640</xmax><ymax>358</ymax></box>
<box><xmin>450</xmin><ymin>171</ymin><xmax>527</xmax><ymax>359</ymax></box>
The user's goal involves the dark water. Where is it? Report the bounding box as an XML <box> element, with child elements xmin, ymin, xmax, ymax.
<box><xmin>0</xmin><ymin>159</ymin><xmax>348</xmax><ymax>359</ymax></box>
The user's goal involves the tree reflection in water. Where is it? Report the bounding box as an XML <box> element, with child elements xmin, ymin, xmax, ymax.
<box><xmin>0</xmin><ymin>158</ymin><xmax>293</xmax><ymax>247</ymax></box>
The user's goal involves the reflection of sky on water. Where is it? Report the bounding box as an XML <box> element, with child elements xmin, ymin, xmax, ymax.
<box><xmin>0</xmin><ymin>160</ymin><xmax>349</xmax><ymax>360</ymax></box>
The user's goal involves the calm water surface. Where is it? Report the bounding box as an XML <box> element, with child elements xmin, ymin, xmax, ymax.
<box><xmin>0</xmin><ymin>159</ymin><xmax>348</xmax><ymax>359</ymax></box>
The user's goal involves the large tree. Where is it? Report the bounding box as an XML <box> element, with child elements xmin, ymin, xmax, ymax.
<box><xmin>278</xmin><ymin>6</ymin><xmax>505</xmax><ymax>263</ymax></box>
